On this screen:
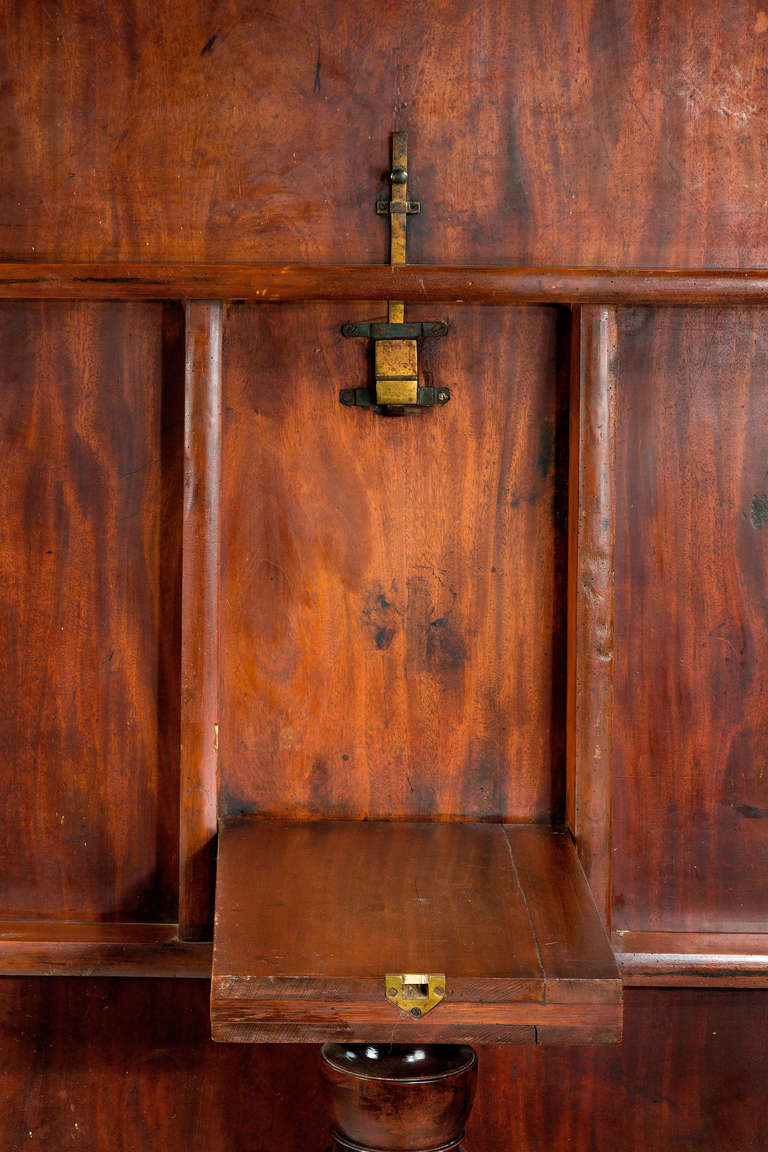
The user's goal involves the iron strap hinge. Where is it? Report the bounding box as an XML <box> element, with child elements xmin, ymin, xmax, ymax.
<box><xmin>339</xmin><ymin>385</ymin><xmax>450</xmax><ymax>411</ymax></box>
<box><xmin>376</xmin><ymin>199</ymin><xmax>421</xmax><ymax>215</ymax></box>
<box><xmin>342</xmin><ymin>321</ymin><xmax>448</xmax><ymax>340</ymax></box>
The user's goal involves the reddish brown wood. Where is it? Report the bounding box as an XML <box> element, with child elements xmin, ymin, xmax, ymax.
<box><xmin>507</xmin><ymin>827</ymin><xmax>622</xmax><ymax>1021</ymax></box>
<box><xmin>0</xmin><ymin>980</ymin><xmax>764</xmax><ymax>1152</ymax></box>
<box><xmin>1</xmin><ymin>0</ymin><xmax>767</xmax><ymax>272</ymax></box>
<box><xmin>0</xmin><ymin>301</ymin><xmax>182</xmax><ymax>922</ymax></box>
<box><xmin>0</xmin><ymin>2</ymin><xmax>767</xmax><ymax>1146</ymax></box>
<box><xmin>321</xmin><ymin>1044</ymin><xmax>477</xmax><ymax>1152</ymax></box>
<box><xmin>178</xmin><ymin>301</ymin><xmax>222</xmax><ymax>940</ymax></box>
<box><xmin>219</xmin><ymin>302</ymin><xmax>566</xmax><ymax>822</ymax></box>
<box><xmin>0</xmin><ymin>922</ymin><xmax>210</xmax><ymax>977</ymax></box>
<box><xmin>615</xmin><ymin>931</ymin><xmax>768</xmax><ymax>987</ymax></box>
<box><xmin>613</xmin><ymin>309</ymin><xmax>768</xmax><ymax>933</ymax></box>
<box><xmin>210</xmin><ymin>820</ymin><xmax>620</xmax><ymax>1044</ymax></box>
<box><xmin>567</xmin><ymin>307</ymin><xmax>617</xmax><ymax>927</ymax></box>
<box><xmin>3</xmin><ymin>264</ymin><xmax>768</xmax><ymax>303</ymax></box>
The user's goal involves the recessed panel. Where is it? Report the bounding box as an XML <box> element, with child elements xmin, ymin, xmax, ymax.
<box><xmin>613</xmin><ymin>308</ymin><xmax>768</xmax><ymax>932</ymax></box>
<box><xmin>0</xmin><ymin>302</ymin><xmax>182</xmax><ymax>921</ymax></box>
<box><xmin>220</xmin><ymin>303</ymin><xmax>567</xmax><ymax>821</ymax></box>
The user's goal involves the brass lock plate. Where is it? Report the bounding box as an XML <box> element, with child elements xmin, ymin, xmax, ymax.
<box><xmin>375</xmin><ymin>338</ymin><xmax>419</xmax><ymax>406</ymax></box>
<box><xmin>385</xmin><ymin>973</ymin><xmax>446</xmax><ymax>1018</ymax></box>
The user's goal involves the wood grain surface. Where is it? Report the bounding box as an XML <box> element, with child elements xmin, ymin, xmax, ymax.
<box><xmin>5</xmin><ymin>265</ymin><xmax>768</xmax><ymax>303</ymax></box>
<box><xmin>614</xmin><ymin>930</ymin><xmax>768</xmax><ymax>987</ymax></box>
<box><xmin>0</xmin><ymin>8</ymin><xmax>766</xmax><ymax>1151</ymax></box>
<box><xmin>0</xmin><ymin>922</ymin><xmax>210</xmax><ymax>977</ymax></box>
<box><xmin>0</xmin><ymin>979</ymin><xmax>764</xmax><ymax>1152</ymax></box>
<box><xmin>210</xmin><ymin>820</ymin><xmax>620</xmax><ymax>1044</ymax></box>
<box><xmin>178</xmin><ymin>301</ymin><xmax>222</xmax><ymax>939</ymax></box>
<box><xmin>613</xmin><ymin>308</ymin><xmax>768</xmax><ymax>933</ymax></box>
<box><xmin>321</xmin><ymin>1043</ymin><xmax>477</xmax><ymax>1152</ymax></box>
<box><xmin>219</xmin><ymin>302</ymin><xmax>568</xmax><ymax>822</ymax></box>
<box><xmin>567</xmin><ymin>307</ymin><xmax>617</xmax><ymax>928</ymax></box>
<box><xmin>0</xmin><ymin>301</ymin><xmax>183</xmax><ymax>922</ymax></box>
<box><xmin>1</xmin><ymin>1</ymin><xmax>767</xmax><ymax>269</ymax></box>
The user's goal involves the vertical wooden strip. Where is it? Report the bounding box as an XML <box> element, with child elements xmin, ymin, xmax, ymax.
<box><xmin>179</xmin><ymin>301</ymin><xmax>222</xmax><ymax>940</ymax></box>
<box><xmin>567</xmin><ymin>305</ymin><xmax>618</xmax><ymax>929</ymax></box>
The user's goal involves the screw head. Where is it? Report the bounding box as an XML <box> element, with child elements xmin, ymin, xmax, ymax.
<box><xmin>437</xmin><ymin>389</ymin><xmax>450</xmax><ymax>403</ymax></box>
<box><xmin>388</xmin><ymin>988</ymin><xmax>398</xmax><ymax>998</ymax></box>
<box><xmin>434</xmin><ymin>986</ymin><xmax>445</xmax><ymax>997</ymax></box>
<box><xmin>391</xmin><ymin>167</ymin><xmax>408</xmax><ymax>184</ymax></box>
<box><xmin>410</xmin><ymin>1007</ymin><xmax>422</xmax><ymax>1018</ymax></box>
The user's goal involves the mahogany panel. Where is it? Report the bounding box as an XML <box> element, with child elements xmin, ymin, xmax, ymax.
<box><xmin>0</xmin><ymin>301</ymin><xmax>183</xmax><ymax>921</ymax></box>
<box><xmin>469</xmin><ymin>988</ymin><xmax>768</xmax><ymax>1152</ymax></box>
<box><xmin>0</xmin><ymin>980</ymin><xmax>765</xmax><ymax>1151</ymax></box>
<box><xmin>613</xmin><ymin>308</ymin><xmax>768</xmax><ymax>932</ymax></box>
<box><xmin>220</xmin><ymin>302</ymin><xmax>568</xmax><ymax>822</ymax></box>
<box><xmin>1</xmin><ymin>1</ymin><xmax>767</xmax><ymax>268</ymax></box>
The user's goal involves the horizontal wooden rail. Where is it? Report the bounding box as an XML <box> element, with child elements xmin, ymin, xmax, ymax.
<box><xmin>0</xmin><ymin>921</ymin><xmax>763</xmax><ymax>986</ymax></box>
<box><xmin>0</xmin><ymin>922</ymin><xmax>765</xmax><ymax>985</ymax></box>
<box><xmin>0</xmin><ymin>922</ymin><xmax>211</xmax><ymax>977</ymax></box>
<box><xmin>2</xmin><ymin>263</ymin><xmax>768</xmax><ymax>302</ymax></box>
<box><xmin>614</xmin><ymin>931</ymin><xmax>768</xmax><ymax>988</ymax></box>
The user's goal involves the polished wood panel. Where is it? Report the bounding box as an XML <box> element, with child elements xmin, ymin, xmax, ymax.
<box><xmin>567</xmin><ymin>307</ymin><xmax>617</xmax><ymax>927</ymax></box>
<box><xmin>4</xmin><ymin>264</ymin><xmax>768</xmax><ymax>302</ymax></box>
<box><xmin>1</xmin><ymin>1</ymin><xmax>767</xmax><ymax>270</ymax></box>
<box><xmin>469</xmin><ymin>989</ymin><xmax>768</xmax><ymax>1152</ymax></box>
<box><xmin>0</xmin><ymin>980</ymin><xmax>763</xmax><ymax>1152</ymax></box>
<box><xmin>220</xmin><ymin>302</ymin><xmax>567</xmax><ymax>822</ymax></box>
<box><xmin>0</xmin><ymin>301</ymin><xmax>183</xmax><ymax>922</ymax></box>
<box><xmin>211</xmin><ymin>821</ymin><xmax>620</xmax><ymax>1044</ymax></box>
<box><xmin>179</xmin><ymin>301</ymin><xmax>222</xmax><ymax>939</ymax></box>
<box><xmin>613</xmin><ymin>308</ymin><xmax>768</xmax><ymax>932</ymax></box>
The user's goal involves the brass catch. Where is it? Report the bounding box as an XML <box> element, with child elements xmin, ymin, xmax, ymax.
<box><xmin>340</xmin><ymin>133</ymin><xmax>451</xmax><ymax>415</ymax></box>
<box><xmin>385</xmin><ymin>973</ymin><xmax>446</xmax><ymax>1018</ymax></box>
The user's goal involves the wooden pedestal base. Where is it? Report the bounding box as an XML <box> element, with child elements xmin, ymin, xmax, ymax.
<box><xmin>320</xmin><ymin>1044</ymin><xmax>477</xmax><ymax>1152</ymax></box>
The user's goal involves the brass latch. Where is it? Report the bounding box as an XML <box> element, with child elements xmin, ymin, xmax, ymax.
<box><xmin>385</xmin><ymin>973</ymin><xmax>446</xmax><ymax>1018</ymax></box>
<box><xmin>340</xmin><ymin>133</ymin><xmax>450</xmax><ymax>415</ymax></box>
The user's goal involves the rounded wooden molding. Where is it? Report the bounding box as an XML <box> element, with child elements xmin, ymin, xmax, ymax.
<box><xmin>320</xmin><ymin>1043</ymin><xmax>477</xmax><ymax>1152</ymax></box>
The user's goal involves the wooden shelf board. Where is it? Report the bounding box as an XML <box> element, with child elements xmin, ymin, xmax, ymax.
<box><xmin>211</xmin><ymin>820</ymin><xmax>622</xmax><ymax>1045</ymax></box>
<box><xmin>0</xmin><ymin>922</ymin><xmax>211</xmax><ymax>977</ymax></box>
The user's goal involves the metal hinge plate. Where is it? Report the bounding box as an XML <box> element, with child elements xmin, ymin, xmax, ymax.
<box><xmin>385</xmin><ymin>973</ymin><xmax>446</xmax><ymax>1018</ymax></box>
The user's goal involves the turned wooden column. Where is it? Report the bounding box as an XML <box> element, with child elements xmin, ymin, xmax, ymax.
<box><xmin>320</xmin><ymin>1044</ymin><xmax>477</xmax><ymax>1152</ymax></box>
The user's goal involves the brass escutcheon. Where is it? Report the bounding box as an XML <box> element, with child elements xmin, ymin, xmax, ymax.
<box><xmin>384</xmin><ymin>973</ymin><xmax>446</xmax><ymax>1018</ymax></box>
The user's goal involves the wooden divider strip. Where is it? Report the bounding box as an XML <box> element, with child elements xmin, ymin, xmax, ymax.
<box><xmin>178</xmin><ymin>301</ymin><xmax>222</xmax><ymax>940</ymax></box>
<box><xmin>567</xmin><ymin>306</ymin><xmax>618</xmax><ymax>929</ymax></box>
